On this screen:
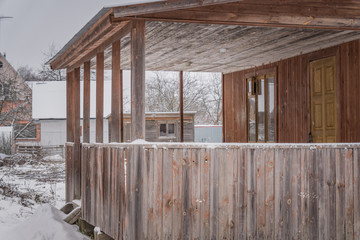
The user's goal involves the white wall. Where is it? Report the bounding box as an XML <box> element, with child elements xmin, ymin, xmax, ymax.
<box><xmin>40</xmin><ymin>119</ymin><xmax>109</xmax><ymax>146</ymax></box>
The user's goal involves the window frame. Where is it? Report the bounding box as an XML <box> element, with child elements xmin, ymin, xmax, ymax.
<box><xmin>158</xmin><ymin>121</ymin><xmax>177</xmax><ymax>139</ymax></box>
<box><xmin>246</xmin><ymin>68</ymin><xmax>277</xmax><ymax>143</ymax></box>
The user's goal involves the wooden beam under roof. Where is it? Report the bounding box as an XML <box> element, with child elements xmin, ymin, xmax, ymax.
<box><xmin>50</xmin><ymin>9</ymin><xmax>131</xmax><ymax>70</ymax></box>
<box><xmin>113</xmin><ymin>0</ymin><xmax>360</xmax><ymax>31</ymax></box>
<box><xmin>114</xmin><ymin>9</ymin><xmax>360</xmax><ymax>31</ymax></box>
<box><xmin>113</xmin><ymin>0</ymin><xmax>243</xmax><ymax>17</ymax></box>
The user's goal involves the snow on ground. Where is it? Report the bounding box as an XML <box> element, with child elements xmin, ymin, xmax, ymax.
<box><xmin>3</xmin><ymin>204</ymin><xmax>89</xmax><ymax>240</ymax></box>
<box><xmin>0</xmin><ymin>153</ymin><xmax>67</xmax><ymax>234</ymax></box>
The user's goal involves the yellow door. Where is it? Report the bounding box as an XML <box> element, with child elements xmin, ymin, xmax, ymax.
<box><xmin>310</xmin><ymin>56</ymin><xmax>337</xmax><ymax>143</ymax></box>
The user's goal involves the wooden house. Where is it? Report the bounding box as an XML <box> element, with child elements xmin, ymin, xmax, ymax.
<box><xmin>49</xmin><ymin>1</ymin><xmax>360</xmax><ymax>239</ymax></box>
<box><xmin>107</xmin><ymin>112</ymin><xmax>195</xmax><ymax>142</ymax></box>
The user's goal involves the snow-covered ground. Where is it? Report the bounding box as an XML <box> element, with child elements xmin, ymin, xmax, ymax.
<box><xmin>0</xmin><ymin>153</ymin><xmax>66</xmax><ymax>234</ymax></box>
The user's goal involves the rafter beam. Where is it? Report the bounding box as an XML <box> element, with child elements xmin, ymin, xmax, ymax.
<box><xmin>114</xmin><ymin>9</ymin><xmax>360</xmax><ymax>31</ymax></box>
<box><xmin>113</xmin><ymin>0</ymin><xmax>242</xmax><ymax>18</ymax></box>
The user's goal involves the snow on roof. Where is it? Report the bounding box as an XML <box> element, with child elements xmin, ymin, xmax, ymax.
<box><xmin>32</xmin><ymin>80</ymin><xmax>111</xmax><ymax>119</ymax></box>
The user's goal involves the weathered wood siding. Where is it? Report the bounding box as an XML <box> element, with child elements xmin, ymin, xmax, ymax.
<box><xmin>81</xmin><ymin>144</ymin><xmax>126</xmax><ymax>239</ymax></box>
<box><xmin>81</xmin><ymin>143</ymin><xmax>360</xmax><ymax>240</ymax></box>
<box><xmin>224</xmin><ymin>39</ymin><xmax>360</xmax><ymax>143</ymax></box>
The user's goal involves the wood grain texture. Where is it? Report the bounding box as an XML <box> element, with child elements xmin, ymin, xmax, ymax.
<box><xmin>224</xmin><ymin>39</ymin><xmax>360</xmax><ymax>143</ymax></box>
<box><xmin>79</xmin><ymin>142</ymin><xmax>360</xmax><ymax>239</ymax></box>
<box><xmin>111</xmin><ymin>40</ymin><xmax>121</xmax><ymax>143</ymax></box>
<box><xmin>83</xmin><ymin>61</ymin><xmax>91</xmax><ymax>143</ymax></box>
<box><xmin>130</xmin><ymin>20</ymin><xmax>146</xmax><ymax>141</ymax></box>
<box><xmin>96</xmin><ymin>52</ymin><xmax>104</xmax><ymax>143</ymax></box>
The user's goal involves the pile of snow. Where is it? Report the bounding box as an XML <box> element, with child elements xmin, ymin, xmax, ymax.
<box><xmin>0</xmin><ymin>153</ymin><xmax>8</xmax><ymax>159</ymax></box>
<box><xmin>2</xmin><ymin>204</ymin><xmax>88</xmax><ymax>240</ymax></box>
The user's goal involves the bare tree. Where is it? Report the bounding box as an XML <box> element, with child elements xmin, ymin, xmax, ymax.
<box><xmin>17</xmin><ymin>65</ymin><xmax>41</xmax><ymax>82</ymax></box>
<box><xmin>145</xmin><ymin>72</ymin><xmax>222</xmax><ymax>124</ymax></box>
<box><xmin>38</xmin><ymin>44</ymin><xmax>65</xmax><ymax>81</ymax></box>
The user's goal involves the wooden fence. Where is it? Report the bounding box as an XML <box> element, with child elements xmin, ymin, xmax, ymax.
<box><xmin>78</xmin><ymin>143</ymin><xmax>360</xmax><ymax>239</ymax></box>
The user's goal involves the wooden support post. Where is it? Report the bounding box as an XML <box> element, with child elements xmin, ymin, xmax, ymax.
<box><xmin>111</xmin><ymin>40</ymin><xmax>121</xmax><ymax>142</ymax></box>
<box><xmin>96</xmin><ymin>52</ymin><xmax>104</xmax><ymax>143</ymax></box>
<box><xmin>120</xmin><ymin>70</ymin><xmax>124</xmax><ymax>142</ymax></box>
<box><xmin>130</xmin><ymin>20</ymin><xmax>146</xmax><ymax>141</ymax></box>
<box><xmin>180</xmin><ymin>71</ymin><xmax>184</xmax><ymax>142</ymax></box>
<box><xmin>83</xmin><ymin>61</ymin><xmax>91</xmax><ymax>143</ymax></box>
<box><xmin>73</xmin><ymin>67</ymin><xmax>81</xmax><ymax>199</ymax></box>
<box><xmin>66</xmin><ymin>70</ymin><xmax>74</xmax><ymax>142</ymax></box>
<box><xmin>222</xmin><ymin>73</ymin><xmax>225</xmax><ymax>143</ymax></box>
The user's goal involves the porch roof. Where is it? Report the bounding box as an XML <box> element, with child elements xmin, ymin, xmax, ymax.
<box><xmin>50</xmin><ymin>0</ymin><xmax>360</xmax><ymax>73</ymax></box>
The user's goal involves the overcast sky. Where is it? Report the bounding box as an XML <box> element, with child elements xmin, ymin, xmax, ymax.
<box><xmin>0</xmin><ymin>0</ymin><xmax>160</xmax><ymax>70</ymax></box>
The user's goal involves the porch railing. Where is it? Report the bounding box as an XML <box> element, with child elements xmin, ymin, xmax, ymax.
<box><xmin>65</xmin><ymin>142</ymin><xmax>360</xmax><ymax>239</ymax></box>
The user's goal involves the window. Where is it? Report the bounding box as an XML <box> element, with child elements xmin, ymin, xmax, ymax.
<box><xmin>159</xmin><ymin>122</ymin><xmax>176</xmax><ymax>138</ymax></box>
<box><xmin>247</xmin><ymin>72</ymin><xmax>275</xmax><ymax>142</ymax></box>
<box><xmin>0</xmin><ymin>61</ymin><xmax>3</xmax><ymax>68</ymax></box>
<box><xmin>14</xmin><ymin>123</ymin><xmax>37</xmax><ymax>139</ymax></box>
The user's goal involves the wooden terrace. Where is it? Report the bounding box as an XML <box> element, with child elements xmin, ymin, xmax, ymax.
<box><xmin>50</xmin><ymin>1</ymin><xmax>360</xmax><ymax>239</ymax></box>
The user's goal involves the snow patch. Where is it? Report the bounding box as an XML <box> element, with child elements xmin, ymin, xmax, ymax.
<box><xmin>2</xmin><ymin>204</ymin><xmax>88</xmax><ymax>240</ymax></box>
<box><xmin>43</xmin><ymin>154</ymin><xmax>64</xmax><ymax>161</ymax></box>
<box><xmin>131</xmin><ymin>139</ymin><xmax>148</xmax><ymax>144</ymax></box>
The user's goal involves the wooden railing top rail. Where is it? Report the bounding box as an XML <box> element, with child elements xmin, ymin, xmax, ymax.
<box><xmin>77</xmin><ymin>141</ymin><xmax>360</xmax><ymax>149</ymax></box>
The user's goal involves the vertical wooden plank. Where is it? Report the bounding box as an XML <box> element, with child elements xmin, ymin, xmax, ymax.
<box><xmin>80</xmin><ymin>146</ymin><xmax>86</xmax><ymax>220</ymax></box>
<box><xmin>344</xmin><ymin>148</ymin><xmax>354</xmax><ymax>239</ymax></box>
<box><xmin>218</xmin><ymin>148</ymin><xmax>229</xmax><ymax>239</ymax></box>
<box><xmin>182</xmin><ymin>148</ymin><xmax>192</xmax><ymax>240</ymax></box>
<box><xmin>110</xmin><ymin>147</ymin><xmax>118</xmax><ymax>238</ymax></box>
<box><xmin>96</xmin><ymin>52</ymin><xmax>104</xmax><ymax>143</ymax></box>
<box><xmin>153</xmin><ymin>148</ymin><xmax>163</xmax><ymax>239</ymax></box>
<box><xmin>354</xmin><ymin>148</ymin><xmax>360</xmax><ymax>239</ymax></box>
<box><xmin>141</xmin><ymin>148</ymin><xmax>150</xmax><ymax>239</ymax></box>
<box><xmin>265</xmin><ymin>148</ymin><xmax>275</xmax><ymax>239</ymax></box>
<box><xmin>179</xmin><ymin>71</ymin><xmax>184</xmax><ymax>142</ymax></box>
<box><xmin>238</xmin><ymin>148</ymin><xmax>247</xmax><ymax>239</ymax></box>
<box><xmin>145</xmin><ymin>148</ymin><xmax>155</xmax><ymax>239</ymax></box>
<box><xmin>274</xmin><ymin>149</ymin><xmax>284</xmax><ymax>239</ymax></box>
<box><xmin>210</xmin><ymin>148</ymin><xmax>219</xmax><ymax>239</ymax></box>
<box><xmin>172</xmin><ymin>148</ymin><xmax>183</xmax><ymax>239</ymax></box>
<box><xmin>90</xmin><ymin>146</ymin><xmax>97</xmax><ymax>225</ymax></box>
<box><xmin>291</xmin><ymin>149</ymin><xmax>301</xmax><ymax>239</ymax></box>
<box><xmin>200</xmin><ymin>148</ymin><xmax>210</xmax><ymax>239</ymax></box>
<box><xmin>162</xmin><ymin>147</ymin><xmax>173</xmax><ymax>240</ymax></box>
<box><xmin>318</xmin><ymin>149</ymin><xmax>326</xmax><ymax>239</ymax></box>
<box><xmin>83</xmin><ymin>61</ymin><xmax>91</xmax><ymax>143</ymax></box>
<box><xmin>191</xmin><ymin>149</ymin><xmax>201</xmax><ymax>240</ymax></box>
<box><xmin>336</xmin><ymin>148</ymin><xmax>345</xmax><ymax>239</ymax></box>
<box><xmin>328</xmin><ymin>148</ymin><xmax>337</xmax><ymax>240</ymax></box>
<box><xmin>131</xmin><ymin>20</ymin><xmax>146</xmax><ymax>140</ymax></box>
<box><xmin>300</xmin><ymin>148</ymin><xmax>310</xmax><ymax>239</ymax></box>
<box><xmin>229</xmin><ymin>148</ymin><xmax>237</xmax><ymax>240</ymax></box>
<box><xmin>309</xmin><ymin>149</ymin><xmax>318</xmax><ymax>240</ymax></box>
<box><xmin>246</xmin><ymin>148</ymin><xmax>256</xmax><ymax>239</ymax></box>
<box><xmin>102</xmin><ymin>147</ymin><xmax>111</xmax><ymax>235</ymax></box>
<box><xmin>118</xmin><ymin>147</ymin><xmax>126</xmax><ymax>239</ymax></box>
<box><xmin>111</xmin><ymin>40</ymin><xmax>121</xmax><ymax>143</ymax></box>
<box><xmin>256</xmin><ymin>149</ymin><xmax>265</xmax><ymax>239</ymax></box>
<box><xmin>65</xmin><ymin>144</ymin><xmax>73</xmax><ymax>202</ymax></box>
<box><xmin>283</xmin><ymin>149</ymin><xmax>291</xmax><ymax>239</ymax></box>
<box><xmin>96</xmin><ymin>146</ymin><xmax>104</xmax><ymax>227</ymax></box>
